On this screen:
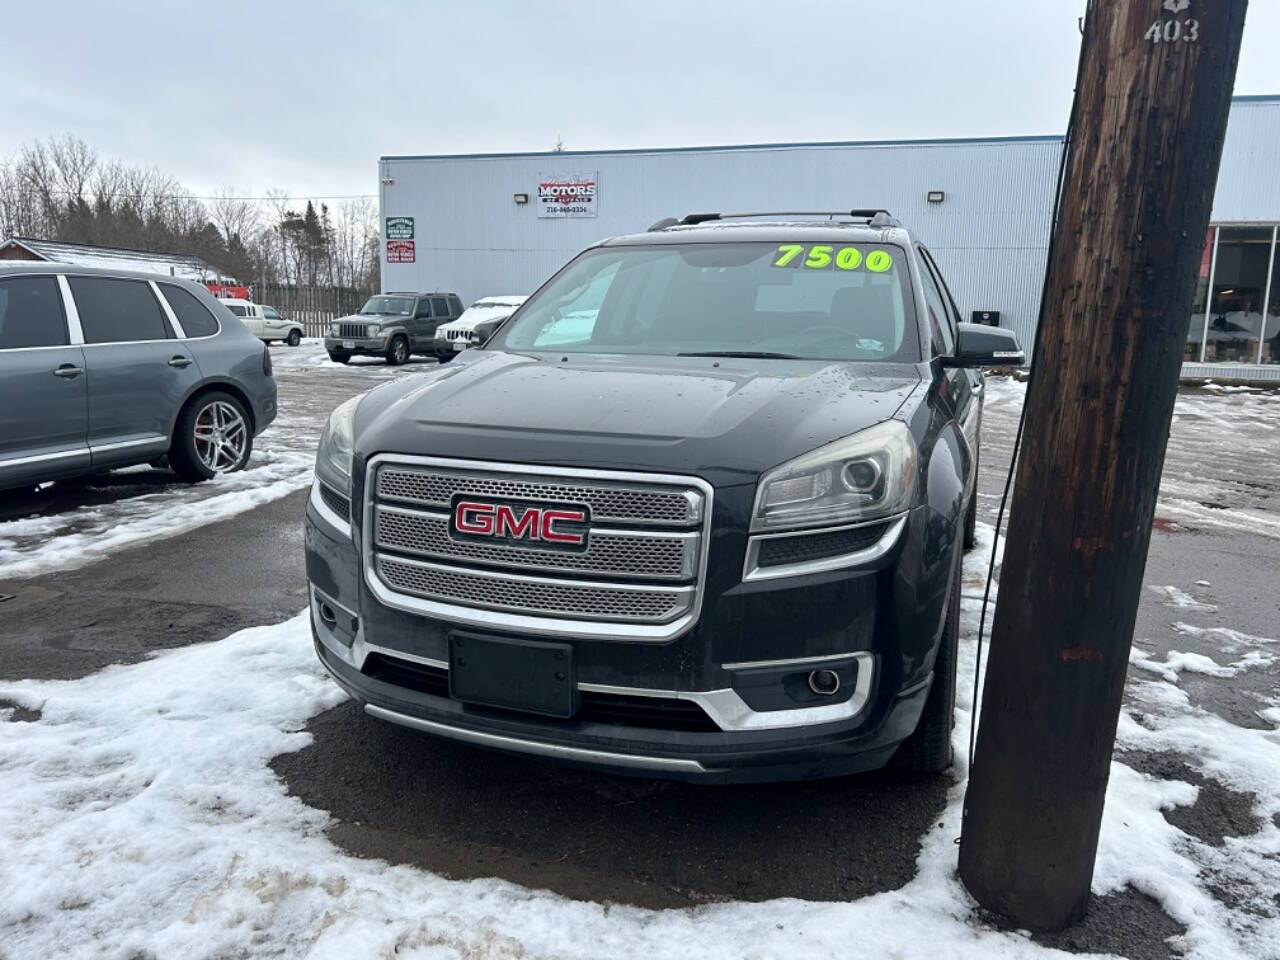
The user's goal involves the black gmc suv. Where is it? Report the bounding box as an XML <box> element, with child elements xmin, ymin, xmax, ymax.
<box><xmin>305</xmin><ymin>211</ymin><xmax>1023</xmax><ymax>782</ymax></box>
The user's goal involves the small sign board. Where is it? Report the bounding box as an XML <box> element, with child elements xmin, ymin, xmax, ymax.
<box><xmin>386</xmin><ymin>216</ymin><xmax>415</xmax><ymax>240</ymax></box>
<box><xmin>386</xmin><ymin>240</ymin><xmax>416</xmax><ymax>263</ymax></box>
<box><xmin>537</xmin><ymin>172</ymin><xmax>598</xmax><ymax>218</ymax></box>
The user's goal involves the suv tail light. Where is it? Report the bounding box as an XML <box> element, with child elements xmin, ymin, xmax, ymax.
<box><xmin>262</xmin><ymin>344</ymin><xmax>273</xmax><ymax>376</ymax></box>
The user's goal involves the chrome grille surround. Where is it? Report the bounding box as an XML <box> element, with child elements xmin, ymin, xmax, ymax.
<box><xmin>364</xmin><ymin>455</ymin><xmax>714</xmax><ymax>641</ymax></box>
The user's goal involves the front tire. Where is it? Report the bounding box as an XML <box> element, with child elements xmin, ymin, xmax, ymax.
<box><xmin>169</xmin><ymin>392</ymin><xmax>253</xmax><ymax>482</ymax></box>
<box><xmin>286</xmin><ymin>329</ymin><xmax>302</xmax><ymax>347</ymax></box>
<box><xmin>328</xmin><ymin>352</ymin><xmax>350</xmax><ymax>365</ymax></box>
<box><xmin>894</xmin><ymin>547</ymin><xmax>961</xmax><ymax>774</ymax></box>
<box><xmin>386</xmin><ymin>336</ymin><xmax>409</xmax><ymax>366</ymax></box>
<box><xmin>436</xmin><ymin>351</ymin><xmax>454</xmax><ymax>364</ymax></box>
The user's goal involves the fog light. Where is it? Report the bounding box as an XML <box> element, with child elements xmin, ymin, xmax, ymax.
<box><xmin>808</xmin><ymin>668</ymin><xmax>841</xmax><ymax>696</ymax></box>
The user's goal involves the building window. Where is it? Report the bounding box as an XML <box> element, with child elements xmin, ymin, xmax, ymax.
<box><xmin>1264</xmin><ymin>227</ymin><xmax>1280</xmax><ymax>364</ymax></box>
<box><xmin>1187</xmin><ymin>225</ymin><xmax>1280</xmax><ymax>364</ymax></box>
<box><xmin>1185</xmin><ymin>229</ymin><xmax>1214</xmax><ymax>362</ymax></box>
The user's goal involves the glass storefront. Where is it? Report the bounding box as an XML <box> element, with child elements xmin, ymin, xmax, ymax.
<box><xmin>1186</xmin><ymin>224</ymin><xmax>1280</xmax><ymax>364</ymax></box>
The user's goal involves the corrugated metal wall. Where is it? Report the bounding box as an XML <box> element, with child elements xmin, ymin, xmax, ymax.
<box><xmin>380</xmin><ymin>97</ymin><xmax>1277</xmax><ymax>360</ymax></box>
<box><xmin>1210</xmin><ymin>99</ymin><xmax>1280</xmax><ymax>222</ymax></box>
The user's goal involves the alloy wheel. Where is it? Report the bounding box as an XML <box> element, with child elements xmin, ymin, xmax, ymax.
<box><xmin>193</xmin><ymin>401</ymin><xmax>248</xmax><ymax>473</ymax></box>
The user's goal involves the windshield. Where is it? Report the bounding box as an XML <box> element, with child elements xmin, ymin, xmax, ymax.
<box><xmin>497</xmin><ymin>242</ymin><xmax>919</xmax><ymax>362</ymax></box>
<box><xmin>359</xmin><ymin>296</ymin><xmax>414</xmax><ymax>316</ymax></box>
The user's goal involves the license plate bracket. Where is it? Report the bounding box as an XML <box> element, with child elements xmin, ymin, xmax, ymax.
<box><xmin>342</xmin><ymin>339</ymin><xmax>355</xmax><ymax>349</ymax></box>
<box><xmin>448</xmin><ymin>632</ymin><xmax>577</xmax><ymax>719</ymax></box>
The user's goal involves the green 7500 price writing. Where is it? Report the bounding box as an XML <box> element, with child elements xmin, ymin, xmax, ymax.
<box><xmin>773</xmin><ymin>244</ymin><xmax>894</xmax><ymax>272</ymax></box>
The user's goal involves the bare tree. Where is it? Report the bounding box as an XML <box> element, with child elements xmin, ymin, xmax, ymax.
<box><xmin>210</xmin><ymin>185</ymin><xmax>260</xmax><ymax>245</ymax></box>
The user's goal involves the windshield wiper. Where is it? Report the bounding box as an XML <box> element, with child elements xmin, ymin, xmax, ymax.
<box><xmin>676</xmin><ymin>350</ymin><xmax>803</xmax><ymax>360</ymax></box>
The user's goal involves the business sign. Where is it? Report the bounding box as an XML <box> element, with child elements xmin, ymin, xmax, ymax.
<box><xmin>206</xmin><ymin>283</ymin><xmax>251</xmax><ymax>300</ymax></box>
<box><xmin>386</xmin><ymin>240</ymin><xmax>415</xmax><ymax>263</ymax></box>
<box><xmin>386</xmin><ymin>216</ymin><xmax>414</xmax><ymax>240</ymax></box>
<box><xmin>537</xmin><ymin>172</ymin><xmax>598</xmax><ymax>218</ymax></box>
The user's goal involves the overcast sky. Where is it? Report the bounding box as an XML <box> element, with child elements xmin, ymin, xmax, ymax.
<box><xmin>3</xmin><ymin>1</ymin><xmax>1278</xmax><ymax>203</ymax></box>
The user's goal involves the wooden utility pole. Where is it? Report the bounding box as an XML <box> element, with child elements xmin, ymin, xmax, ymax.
<box><xmin>958</xmin><ymin>0</ymin><xmax>1248</xmax><ymax>932</ymax></box>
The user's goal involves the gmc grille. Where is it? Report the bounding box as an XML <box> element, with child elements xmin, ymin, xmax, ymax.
<box><xmin>368</xmin><ymin>460</ymin><xmax>710</xmax><ymax>631</ymax></box>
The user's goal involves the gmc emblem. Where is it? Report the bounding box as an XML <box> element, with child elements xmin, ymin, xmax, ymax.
<box><xmin>448</xmin><ymin>496</ymin><xmax>590</xmax><ymax>551</ymax></box>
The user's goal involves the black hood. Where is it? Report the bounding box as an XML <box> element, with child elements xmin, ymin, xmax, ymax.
<box><xmin>354</xmin><ymin>350</ymin><xmax>920</xmax><ymax>481</ymax></box>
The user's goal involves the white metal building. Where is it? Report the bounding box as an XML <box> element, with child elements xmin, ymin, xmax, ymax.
<box><xmin>381</xmin><ymin>95</ymin><xmax>1280</xmax><ymax>376</ymax></box>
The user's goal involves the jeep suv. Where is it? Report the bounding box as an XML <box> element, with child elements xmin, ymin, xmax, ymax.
<box><xmin>304</xmin><ymin>211</ymin><xmax>1022</xmax><ymax>782</ymax></box>
<box><xmin>325</xmin><ymin>292</ymin><xmax>463</xmax><ymax>365</ymax></box>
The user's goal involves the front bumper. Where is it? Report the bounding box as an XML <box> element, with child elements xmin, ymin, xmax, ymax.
<box><xmin>304</xmin><ymin>479</ymin><xmax>950</xmax><ymax>783</ymax></box>
<box><xmin>430</xmin><ymin>335</ymin><xmax>469</xmax><ymax>354</ymax></box>
<box><xmin>324</xmin><ymin>335</ymin><xmax>388</xmax><ymax>356</ymax></box>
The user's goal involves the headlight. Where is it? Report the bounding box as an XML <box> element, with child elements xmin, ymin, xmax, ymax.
<box><xmin>330</xmin><ymin>322</ymin><xmax>340</xmax><ymax>336</ymax></box>
<box><xmin>751</xmin><ymin>421</ymin><xmax>917</xmax><ymax>532</ymax></box>
<box><xmin>316</xmin><ymin>396</ymin><xmax>360</xmax><ymax>493</ymax></box>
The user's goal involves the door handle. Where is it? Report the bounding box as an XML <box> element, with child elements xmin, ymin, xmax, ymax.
<box><xmin>168</xmin><ymin>356</ymin><xmax>194</xmax><ymax>368</ymax></box>
<box><xmin>52</xmin><ymin>364</ymin><xmax>83</xmax><ymax>378</ymax></box>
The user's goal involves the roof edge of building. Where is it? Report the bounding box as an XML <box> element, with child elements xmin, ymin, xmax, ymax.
<box><xmin>381</xmin><ymin>133</ymin><xmax>1066</xmax><ymax>164</ymax></box>
<box><xmin>381</xmin><ymin>95</ymin><xmax>1279</xmax><ymax>164</ymax></box>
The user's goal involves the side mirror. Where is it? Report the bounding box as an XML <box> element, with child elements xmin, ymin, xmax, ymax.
<box><xmin>942</xmin><ymin>322</ymin><xmax>1025</xmax><ymax>368</ymax></box>
<box><xmin>470</xmin><ymin>317</ymin><xmax>506</xmax><ymax>347</ymax></box>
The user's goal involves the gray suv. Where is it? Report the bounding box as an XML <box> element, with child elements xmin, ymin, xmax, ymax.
<box><xmin>0</xmin><ymin>263</ymin><xmax>277</xmax><ymax>493</ymax></box>
<box><xmin>325</xmin><ymin>292</ymin><xmax>463</xmax><ymax>365</ymax></box>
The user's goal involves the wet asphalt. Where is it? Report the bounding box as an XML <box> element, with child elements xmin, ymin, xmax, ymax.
<box><xmin>1</xmin><ymin>359</ymin><xmax>1276</xmax><ymax>958</ymax></box>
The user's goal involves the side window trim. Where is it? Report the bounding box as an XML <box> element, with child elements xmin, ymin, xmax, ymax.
<box><xmin>0</xmin><ymin>273</ymin><xmax>75</xmax><ymax>350</ymax></box>
<box><xmin>56</xmin><ymin>274</ymin><xmax>86</xmax><ymax>345</ymax></box>
<box><xmin>916</xmin><ymin>246</ymin><xmax>955</xmax><ymax>355</ymax></box>
<box><xmin>918</xmin><ymin>245</ymin><xmax>960</xmax><ymax>335</ymax></box>
<box><xmin>149</xmin><ymin>280</ymin><xmax>187</xmax><ymax>338</ymax></box>
<box><xmin>66</xmin><ymin>274</ymin><xmax>174</xmax><ymax>345</ymax></box>
<box><xmin>156</xmin><ymin>283</ymin><xmax>222</xmax><ymax>339</ymax></box>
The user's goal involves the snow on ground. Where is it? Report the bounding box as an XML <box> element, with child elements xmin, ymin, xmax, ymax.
<box><xmin>1147</xmin><ymin>584</ymin><xmax>1220</xmax><ymax>613</ymax></box>
<box><xmin>2</xmin><ymin>523</ymin><xmax>1276</xmax><ymax>959</ymax></box>
<box><xmin>0</xmin><ymin>343</ymin><xmax>411</xmax><ymax>581</ymax></box>
<box><xmin>982</xmin><ymin>377</ymin><xmax>1280</xmax><ymax>540</ymax></box>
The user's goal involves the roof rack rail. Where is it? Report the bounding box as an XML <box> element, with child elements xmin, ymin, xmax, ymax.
<box><xmin>647</xmin><ymin>217</ymin><xmax>681</xmax><ymax>231</ymax></box>
<box><xmin>674</xmin><ymin>210</ymin><xmax>900</xmax><ymax>228</ymax></box>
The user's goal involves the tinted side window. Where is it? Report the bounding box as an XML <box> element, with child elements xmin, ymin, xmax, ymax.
<box><xmin>415</xmin><ymin>298</ymin><xmax>433</xmax><ymax>317</ymax></box>
<box><xmin>916</xmin><ymin>255</ymin><xmax>955</xmax><ymax>355</ymax></box>
<box><xmin>431</xmin><ymin>296</ymin><xmax>449</xmax><ymax>317</ymax></box>
<box><xmin>227</xmin><ymin>304</ymin><xmax>248</xmax><ymax>317</ymax></box>
<box><xmin>70</xmin><ymin>277</ymin><xmax>170</xmax><ymax>343</ymax></box>
<box><xmin>0</xmin><ymin>276</ymin><xmax>68</xmax><ymax>349</ymax></box>
<box><xmin>263</xmin><ymin>306</ymin><xmax>280</xmax><ymax>320</ymax></box>
<box><xmin>449</xmin><ymin>295</ymin><xmax>464</xmax><ymax>316</ymax></box>
<box><xmin>160</xmin><ymin>284</ymin><xmax>220</xmax><ymax>337</ymax></box>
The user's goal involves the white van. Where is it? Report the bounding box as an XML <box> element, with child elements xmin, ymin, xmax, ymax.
<box><xmin>220</xmin><ymin>298</ymin><xmax>304</xmax><ymax>346</ymax></box>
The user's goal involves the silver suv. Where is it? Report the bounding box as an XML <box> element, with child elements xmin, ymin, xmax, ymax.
<box><xmin>0</xmin><ymin>263</ymin><xmax>277</xmax><ymax>493</ymax></box>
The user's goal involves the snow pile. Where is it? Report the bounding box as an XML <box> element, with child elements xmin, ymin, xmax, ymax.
<box><xmin>1147</xmin><ymin>584</ymin><xmax>1219</xmax><ymax>613</ymax></box>
<box><xmin>1129</xmin><ymin>646</ymin><xmax>1276</xmax><ymax>683</ymax></box>
<box><xmin>0</xmin><ymin>451</ymin><xmax>314</xmax><ymax>580</ymax></box>
<box><xmin>0</xmin><ymin>525</ymin><xmax>1275</xmax><ymax>958</ymax></box>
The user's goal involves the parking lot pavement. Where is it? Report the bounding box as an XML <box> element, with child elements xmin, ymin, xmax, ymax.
<box><xmin>1</xmin><ymin>367</ymin><xmax>1277</xmax><ymax>958</ymax></box>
